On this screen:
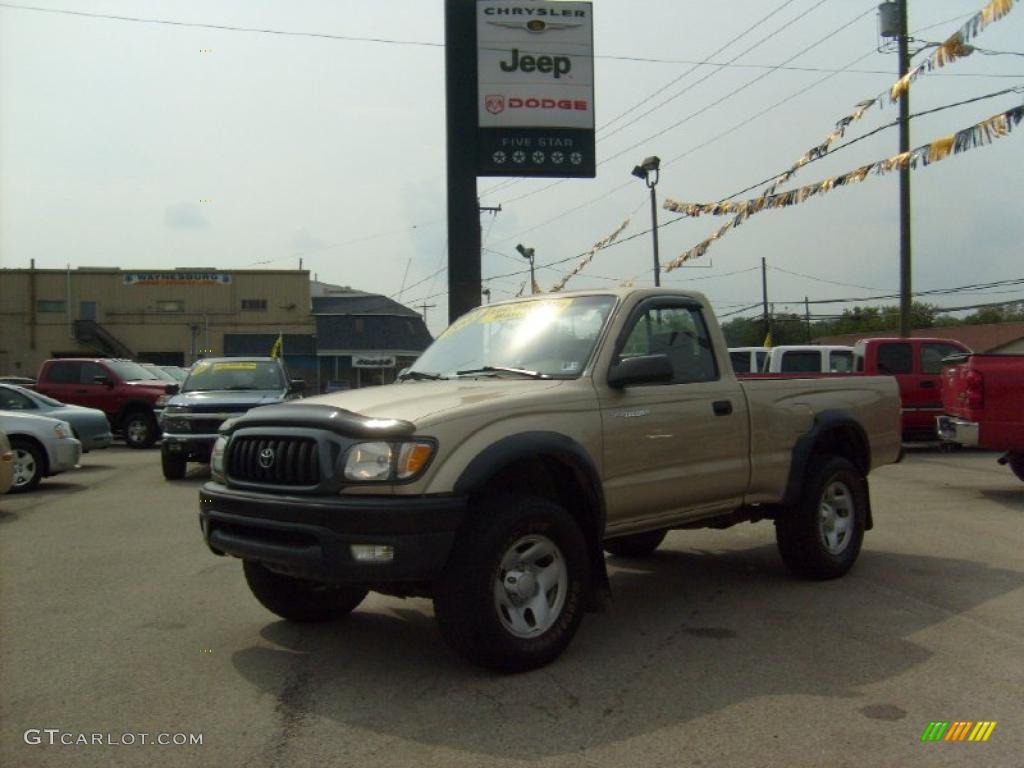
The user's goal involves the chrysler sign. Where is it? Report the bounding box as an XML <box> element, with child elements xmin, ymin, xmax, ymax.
<box><xmin>476</xmin><ymin>1</ymin><xmax>595</xmax><ymax>177</ymax></box>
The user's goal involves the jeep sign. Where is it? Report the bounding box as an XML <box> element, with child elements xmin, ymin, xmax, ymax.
<box><xmin>476</xmin><ymin>1</ymin><xmax>595</xmax><ymax>178</ymax></box>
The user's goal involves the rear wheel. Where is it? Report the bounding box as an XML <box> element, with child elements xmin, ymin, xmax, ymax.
<box><xmin>1008</xmin><ymin>453</ymin><xmax>1024</xmax><ymax>482</ymax></box>
<box><xmin>10</xmin><ymin>438</ymin><xmax>45</xmax><ymax>493</ymax></box>
<box><xmin>433</xmin><ymin>495</ymin><xmax>590</xmax><ymax>672</ymax></box>
<box><xmin>775</xmin><ymin>456</ymin><xmax>866</xmax><ymax>580</ymax></box>
<box><xmin>603</xmin><ymin>529</ymin><xmax>667</xmax><ymax>558</ymax></box>
<box><xmin>123</xmin><ymin>411</ymin><xmax>157</xmax><ymax>449</ymax></box>
<box><xmin>243</xmin><ymin>561</ymin><xmax>368</xmax><ymax>622</ymax></box>
<box><xmin>161</xmin><ymin>448</ymin><xmax>187</xmax><ymax>480</ymax></box>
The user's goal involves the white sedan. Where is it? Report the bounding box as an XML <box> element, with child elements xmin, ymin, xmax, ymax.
<box><xmin>0</xmin><ymin>412</ymin><xmax>82</xmax><ymax>493</ymax></box>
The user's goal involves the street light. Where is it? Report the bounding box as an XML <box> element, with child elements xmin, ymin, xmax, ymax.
<box><xmin>631</xmin><ymin>155</ymin><xmax>661</xmax><ymax>287</ymax></box>
<box><xmin>516</xmin><ymin>243</ymin><xmax>536</xmax><ymax>295</ymax></box>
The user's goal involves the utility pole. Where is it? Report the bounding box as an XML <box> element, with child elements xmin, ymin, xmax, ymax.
<box><xmin>804</xmin><ymin>296</ymin><xmax>812</xmax><ymax>342</ymax></box>
<box><xmin>445</xmin><ymin>0</ymin><xmax>481</xmax><ymax>324</ymax></box>
<box><xmin>761</xmin><ymin>257</ymin><xmax>770</xmax><ymax>343</ymax></box>
<box><xmin>418</xmin><ymin>302</ymin><xmax>437</xmax><ymax>325</ymax></box>
<box><xmin>897</xmin><ymin>0</ymin><xmax>912</xmax><ymax>337</ymax></box>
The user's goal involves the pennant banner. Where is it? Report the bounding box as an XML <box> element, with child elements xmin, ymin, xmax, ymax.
<box><xmin>548</xmin><ymin>217</ymin><xmax>631</xmax><ymax>293</ymax></box>
<box><xmin>890</xmin><ymin>0</ymin><xmax>1018</xmax><ymax>103</ymax></box>
<box><xmin>663</xmin><ymin>105</ymin><xmax>1023</xmax><ymax>271</ymax></box>
<box><xmin>758</xmin><ymin>0</ymin><xmax>1019</xmax><ymax>199</ymax></box>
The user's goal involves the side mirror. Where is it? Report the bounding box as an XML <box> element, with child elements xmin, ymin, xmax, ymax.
<box><xmin>607</xmin><ymin>354</ymin><xmax>674</xmax><ymax>389</ymax></box>
<box><xmin>164</xmin><ymin>383</ymin><xmax>180</xmax><ymax>395</ymax></box>
<box><xmin>289</xmin><ymin>379</ymin><xmax>306</xmax><ymax>393</ymax></box>
<box><xmin>93</xmin><ymin>375</ymin><xmax>113</xmax><ymax>387</ymax></box>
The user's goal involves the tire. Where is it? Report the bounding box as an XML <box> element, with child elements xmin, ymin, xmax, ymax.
<box><xmin>9</xmin><ymin>438</ymin><xmax>45</xmax><ymax>493</ymax></box>
<box><xmin>775</xmin><ymin>455</ymin><xmax>867</xmax><ymax>580</ymax></box>
<box><xmin>161</xmin><ymin>448</ymin><xmax>187</xmax><ymax>480</ymax></box>
<box><xmin>603</xmin><ymin>529</ymin><xmax>668</xmax><ymax>558</ymax></box>
<box><xmin>243</xmin><ymin>561</ymin><xmax>368</xmax><ymax>622</ymax></box>
<box><xmin>1008</xmin><ymin>453</ymin><xmax>1024</xmax><ymax>483</ymax></box>
<box><xmin>433</xmin><ymin>494</ymin><xmax>590</xmax><ymax>673</ymax></box>
<box><xmin>123</xmin><ymin>411</ymin><xmax>157</xmax><ymax>449</ymax></box>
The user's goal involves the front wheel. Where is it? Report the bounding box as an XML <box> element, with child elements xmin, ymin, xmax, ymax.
<box><xmin>161</xmin><ymin>449</ymin><xmax>186</xmax><ymax>480</ymax></box>
<box><xmin>243</xmin><ymin>561</ymin><xmax>368</xmax><ymax>622</ymax></box>
<box><xmin>123</xmin><ymin>411</ymin><xmax>157</xmax><ymax>449</ymax></box>
<box><xmin>10</xmin><ymin>439</ymin><xmax>45</xmax><ymax>493</ymax></box>
<box><xmin>775</xmin><ymin>456</ymin><xmax>867</xmax><ymax>580</ymax></box>
<box><xmin>1008</xmin><ymin>453</ymin><xmax>1024</xmax><ymax>482</ymax></box>
<box><xmin>433</xmin><ymin>495</ymin><xmax>590</xmax><ymax>673</ymax></box>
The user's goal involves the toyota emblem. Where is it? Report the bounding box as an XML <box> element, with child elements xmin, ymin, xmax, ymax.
<box><xmin>258</xmin><ymin>447</ymin><xmax>275</xmax><ymax>469</ymax></box>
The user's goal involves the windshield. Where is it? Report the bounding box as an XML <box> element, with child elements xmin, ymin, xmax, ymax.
<box><xmin>143</xmin><ymin>364</ymin><xmax>179</xmax><ymax>382</ymax></box>
<box><xmin>108</xmin><ymin>360</ymin><xmax>161</xmax><ymax>381</ymax></box>
<box><xmin>409</xmin><ymin>295</ymin><xmax>616</xmax><ymax>379</ymax></box>
<box><xmin>183</xmin><ymin>360</ymin><xmax>285</xmax><ymax>392</ymax></box>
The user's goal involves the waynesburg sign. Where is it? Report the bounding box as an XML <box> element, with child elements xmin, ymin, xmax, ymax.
<box><xmin>476</xmin><ymin>1</ymin><xmax>595</xmax><ymax>178</ymax></box>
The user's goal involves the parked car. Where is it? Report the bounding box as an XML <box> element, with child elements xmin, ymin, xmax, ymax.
<box><xmin>854</xmin><ymin>337</ymin><xmax>971</xmax><ymax>441</ymax></box>
<box><xmin>159</xmin><ymin>357</ymin><xmax>302</xmax><ymax>479</ymax></box>
<box><xmin>0</xmin><ymin>430</ymin><xmax>14</xmax><ymax>495</ymax></box>
<box><xmin>759</xmin><ymin>345</ymin><xmax>856</xmax><ymax>374</ymax></box>
<box><xmin>0</xmin><ymin>384</ymin><xmax>113</xmax><ymax>452</ymax></box>
<box><xmin>141</xmin><ymin>363</ymin><xmax>180</xmax><ymax>383</ymax></box>
<box><xmin>160</xmin><ymin>366</ymin><xmax>188</xmax><ymax>383</ymax></box>
<box><xmin>0</xmin><ymin>412</ymin><xmax>81</xmax><ymax>492</ymax></box>
<box><xmin>728</xmin><ymin>346</ymin><xmax>768</xmax><ymax>374</ymax></box>
<box><xmin>937</xmin><ymin>352</ymin><xmax>1024</xmax><ymax>480</ymax></box>
<box><xmin>34</xmin><ymin>358</ymin><xmax>167</xmax><ymax>448</ymax></box>
<box><xmin>199</xmin><ymin>288</ymin><xmax>900</xmax><ymax>671</ymax></box>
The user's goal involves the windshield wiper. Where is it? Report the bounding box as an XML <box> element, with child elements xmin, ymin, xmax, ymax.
<box><xmin>455</xmin><ymin>365</ymin><xmax>550</xmax><ymax>379</ymax></box>
<box><xmin>398</xmin><ymin>370</ymin><xmax>447</xmax><ymax>381</ymax></box>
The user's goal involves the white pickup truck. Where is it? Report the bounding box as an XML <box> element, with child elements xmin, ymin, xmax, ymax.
<box><xmin>199</xmin><ymin>288</ymin><xmax>901</xmax><ymax>671</ymax></box>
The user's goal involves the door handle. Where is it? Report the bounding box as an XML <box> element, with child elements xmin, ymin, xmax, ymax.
<box><xmin>920</xmin><ymin>381</ymin><xmax>935</xmax><ymax>389</ymax></box>
<box><xmin>712</xmin><ymin>400</ymin><xmax>733</xmax><ymax>416</ymax></box>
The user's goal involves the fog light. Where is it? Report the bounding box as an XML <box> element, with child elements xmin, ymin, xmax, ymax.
<box><xmin>350</xmin><ymin>544</ymin><xmax>394</xmax><ymax>563</ymax></box>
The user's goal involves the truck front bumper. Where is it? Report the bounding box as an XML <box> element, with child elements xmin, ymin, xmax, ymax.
<box><xmin>936</xmin><ymin>415</ymin><xmax>979</xmax><ymax>447</ymax></box>
<box><xmin>163</xmin><ymin>433</ymin><xmax>218</xmax><ymax>461</ymax></box>
<box><xmin>199</xmin><ymin>482</ymin><xmax>467</xmax><ymax>584</ymax></box>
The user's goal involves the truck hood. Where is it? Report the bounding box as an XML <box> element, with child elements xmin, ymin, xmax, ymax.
<box><xmin>289</xmin><ymin>379</ymin><xmax>567</xmax><ymax>425</ymax></box>
<box><xmin>170</xmin><ymin>389</ymin><xmax>289</xmax><ymax>410</ymax></box>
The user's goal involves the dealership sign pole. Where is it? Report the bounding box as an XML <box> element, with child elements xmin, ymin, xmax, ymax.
<box><xmin>446</xmin><ymin>0</ymin><xmax>595</xmax><ymax>322</ymax></box>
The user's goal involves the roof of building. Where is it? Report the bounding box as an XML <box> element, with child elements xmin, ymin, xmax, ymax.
<box><xmin>813</xmin><ymin>322</ymin><xmax>1024</xmax><ymax>353</ymax></box>
<box><xmin>223</xmin><ymin>334</ymin><xmax>316</xmax><ymax>356</ymax></box>
<box><xmin>312</xmin><ymin>293</ymin><xmax>421</xmax><ymax>317</ymax></box>
<box><xmin>315</xmin><ymin>314</ymin><xmax>433</xmax><ymax>353</ymax></box>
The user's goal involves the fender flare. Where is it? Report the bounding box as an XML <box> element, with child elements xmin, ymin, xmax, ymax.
<box><xmin>453</xmin><ymin>431</ymin><xmax>611</xmax><ymax>610</ymax></box>
<box><xmin>782</xmin><ymin>409</ymin><xmax>874</xmax><ymax>529</ymax></box>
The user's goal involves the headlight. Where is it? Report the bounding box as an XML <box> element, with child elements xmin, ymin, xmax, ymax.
<box><xmin>53</xmin><ymin>423</ymin><xmax>69</xmax><ymax>439</ymax></box>
<box><xmin>210</xmin><ymin>435</ymin><xmax>228</xmax><ymax>482</ymax></box>
<box><xmin>342</xmin><ymin>440</ymin><xmax>435</xmax><ymax>483</ymax></box>
<box><xmin>343</xmin><ymin>442</ymin><xmax>393</xmax><ymax>482</ymax></box>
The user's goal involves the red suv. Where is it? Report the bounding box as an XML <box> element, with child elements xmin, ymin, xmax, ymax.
<box><xmin>35</xmin><ymin>359</ymin><xmax>169</xmax><ymax>448</ymax></box>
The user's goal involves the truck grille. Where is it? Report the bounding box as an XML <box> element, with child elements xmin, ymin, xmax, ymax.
<box><xmin>227</xmin><ymin>436</ymin><xmax>320</xmax><ymax>486</ymax></box>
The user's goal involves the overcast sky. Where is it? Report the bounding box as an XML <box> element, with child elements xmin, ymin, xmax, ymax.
<box><xmin>1</xmin><ymin>0</ymin><xmax>1021</xmax><ymax>334</ymax></box>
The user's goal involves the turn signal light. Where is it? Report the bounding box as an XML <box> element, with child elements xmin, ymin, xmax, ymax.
<box><xmin>397</xmin><ymin>443</ymin><xmax>434</xmax><ymax>480</ymax></box>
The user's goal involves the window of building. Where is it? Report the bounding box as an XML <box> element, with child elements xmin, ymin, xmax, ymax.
<box><xmin>37</xmin><ymin>300</ymin><xmax>66</xmax><ymax>313</ymax></box>
<box><xmin>156</xmin><ymin>300</ymin><xmax>184</xmax><ymax>313</ymax></box>
<box><xmin>241</xmin><ymin>299</ymin><xmax>267</xmax><ymax>311</ymax></box>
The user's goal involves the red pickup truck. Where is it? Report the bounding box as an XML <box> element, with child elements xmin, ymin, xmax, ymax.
<box><xmin>35</xmin><ymin>358</ymin><xmax>169</xmax><ymax>448</ymax></box>
<box><xmin>937</xmin><ymin>353</ymin><xmax>1024</xmax><ymax>481</ymax></box>
<box><xmin>853</xmin><ymin>337</ymin><xmax>971</xmax><ymax>441</ymax></box>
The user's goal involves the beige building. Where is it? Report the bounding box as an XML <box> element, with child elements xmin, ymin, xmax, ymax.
<box><xmin>0</xmin><ymin>267</ymin><xmax>313</xmax><ymax>375</ymax></box>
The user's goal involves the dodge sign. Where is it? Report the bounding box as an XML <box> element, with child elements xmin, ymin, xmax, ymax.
<box><xmin>476</xmin><ymin>1</ymin><xmax>595</xmax><ymax>178</ymax></box>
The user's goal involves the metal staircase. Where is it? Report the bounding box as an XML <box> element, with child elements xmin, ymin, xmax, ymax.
<box><xmin>74</xmin><ymin>320</ymin><xmax>134</xmax><ymax>358</ymax></box>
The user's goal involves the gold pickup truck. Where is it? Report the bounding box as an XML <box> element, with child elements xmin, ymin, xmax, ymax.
<box><xmin>199</xmin><ymin>289</ymin><xmax>900</xmax><ymax>671</ymax></box>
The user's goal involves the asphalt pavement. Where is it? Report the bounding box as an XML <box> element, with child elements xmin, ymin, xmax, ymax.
<box><xmin>1</xmin><ymin>445</ymin><xmax>1022</xmax><ymax>768</ymax></box>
